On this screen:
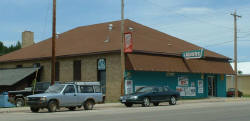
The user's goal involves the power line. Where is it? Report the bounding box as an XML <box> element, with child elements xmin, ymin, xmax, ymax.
<box><xmin>41</xmin><ymin>0</ymin><xmax>51</xmax><ymax>40</ymax></box>
<box><xmin>204</xmin><ymin>40</ymin><xmax>234</xmax><ymax>47</ymax></box>
<box><xmin>204</xmin><ymin>39</ymin><xmax>249</xmax><ymax>48</ymax></box>
<box><xmin>237</xmin><ymin>60</ymin><xmax>250</xmax><ymax>62</ymax></box>
<box><xmin>238</xmin><ymin>32</ymin><xmax>250</xmax><ymax>38</ymax></box>
<box><xmin>143</xmin><ymin>0</ymin><xmax>234</xmax><ymax>31</ymax></box>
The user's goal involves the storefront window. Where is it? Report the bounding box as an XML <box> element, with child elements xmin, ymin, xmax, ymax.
<box><xmin>73</xmin><ymin>60</ymin><xmax>81</xmax><ymax>81</ymax></box>
<box><xmin>97</xmin><ymin>59</ymin><xmax>106</xmax><ymax>93</ymax></box>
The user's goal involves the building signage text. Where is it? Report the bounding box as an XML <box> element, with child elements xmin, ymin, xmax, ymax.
<box><xmin>182</xmin><ymin>49</ymin><xmax>204</xmax><ymax>59</ymax></box>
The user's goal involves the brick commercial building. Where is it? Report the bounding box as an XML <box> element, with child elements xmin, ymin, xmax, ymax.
<box><xmin>0</xmin><ymin>20</ymin><xmax>234</xmax><ymax>101</ymax></box>
<box><xmin>227</xmin><ymin>62</ymin><xmax>250</xmax><ymax>96</ymax></box>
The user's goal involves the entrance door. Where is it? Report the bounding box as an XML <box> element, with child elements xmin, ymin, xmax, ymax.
<box><xmin>98</xmin><ymin>70</ymin><xmax>106</xmax><ymax>94</ymax></box>
<box><xmin>208</xmin><ymin>76</ymin><xmax>217</xmax><ymax>96</ymax></box>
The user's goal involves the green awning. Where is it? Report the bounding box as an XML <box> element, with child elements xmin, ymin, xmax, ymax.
<box><xmin>0</xmin><ymin>68</ymin><xmax>39</xmax><ymax>86</ymax></box>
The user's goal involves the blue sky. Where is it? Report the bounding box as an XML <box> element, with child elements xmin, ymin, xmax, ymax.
<box><xmin>0</xmin><ymin>0</ymin><xmax>250</xmax><ymax>62</ymax></box>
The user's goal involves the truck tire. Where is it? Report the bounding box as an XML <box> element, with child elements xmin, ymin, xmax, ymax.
<box><xmin>16</xmin><ymin>98</ymin><xmax>25</xmax><ymax>107</ymax></box>
<box><xmin>84</xmin><ymin>100</ymin><xmax>94</xmax><ymax>110</ymax></box>
<box><xmin>48</xmin><ymin>101</ymin><xmax>57</xmax><ymax>112</ymax></box>
<box><xmin>30</xmin><ymin>107</ymin><xmax>40</xmax><ymax>113</ymax></box>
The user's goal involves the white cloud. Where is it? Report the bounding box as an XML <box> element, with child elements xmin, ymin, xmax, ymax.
<box><xmin>175</xmin><ymin>7</ymin><xmax>214</xmax><ymax>15</ymax></box>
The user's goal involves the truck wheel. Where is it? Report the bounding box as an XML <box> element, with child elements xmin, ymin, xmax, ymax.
<box><xmin>30</xmin><ymin>107</ymin><xmax>40</xmax><ymax>113</ymax></box>
<box><xmin>124</xmin><ymin>103</ymin><xmax>133</xmax><ymax>107</ymax></box>
<box><xmin>48</xmin><ymin>101</ymin><xmax>57</xmax><ymax>112</ymax></box>
<box><xmin>84</xmin><ymin>100</ymin><xmax>94</xmax><ymax>110</ymax></box>
<box><xmin>68</xmin><ymin>107</ymin><xmax>76</xmax><ymax>111</ymax></box>
<box><xmin>16</xmin><ymin>98</ymin><xmax>25</xmax><ymax>107</ymax></box>
<box><xmin>169</xmin><ymin>96</ymin><xmax>177</xmax><ymax>105</ymax></box>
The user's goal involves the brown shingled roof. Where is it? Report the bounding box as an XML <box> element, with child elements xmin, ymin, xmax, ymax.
<box><xmin>126</xmin><ymin>54</ymin><xmax>234</xmax><ymax>75</ymax></box>
<box><xmin>0</xmin><ymin>19</ymin><xmax>229</xmax><ymax>63</ymax></box>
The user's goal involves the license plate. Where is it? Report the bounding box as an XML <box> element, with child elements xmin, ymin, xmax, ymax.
<box><xmin>122</xmin><ymin>99</ymin><xmax>126</xmax><ymax>103</ymax></box>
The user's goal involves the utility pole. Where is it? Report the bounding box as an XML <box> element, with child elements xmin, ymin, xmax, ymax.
<box><xmin>51</xmin><ymin>0</ymin><xmax>56</xmax><ymax>85</ymax></box>
<box><xmin>231</xmin><ymin>10</ymin><xmax>241</xmax><ymax>97</ymax></box>
<box><xmin>120</xmin><ymin>0</ymin><xmax>125</xmax><ymax>96</ymax></box>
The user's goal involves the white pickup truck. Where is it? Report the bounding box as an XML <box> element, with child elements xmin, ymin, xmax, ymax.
<box><xmin>26</xmin><ymin>82</ymin><xmax>103</xmax><ymax>112</ymax></box>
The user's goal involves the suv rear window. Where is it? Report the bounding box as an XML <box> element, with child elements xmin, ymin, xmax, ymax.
<box><xmin>80</xmin><ymin>86</ymin><xmax>94</xmax><ymax>93</ymax></box>
<box><xmin>94</xmin><ymin>85</ymin><xmax>101</xmax><ymax>93</ymax></box>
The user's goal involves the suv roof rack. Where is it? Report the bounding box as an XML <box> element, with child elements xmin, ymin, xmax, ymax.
<box><xmin>64</xmin><ymin>81</ymin><xmax>100</xmax><ymax>86</ymax></box>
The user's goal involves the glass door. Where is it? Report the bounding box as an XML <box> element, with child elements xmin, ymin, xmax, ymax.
<box><xmin>208</xmin><ymin>76</ymin><xmax>217</xmax><ymax>96</ymax></box>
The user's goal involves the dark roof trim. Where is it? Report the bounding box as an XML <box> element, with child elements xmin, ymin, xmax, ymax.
<box><xmin>0</xmin><ymin>49</ymin><xmax>230</xmax><ymax>64</ymax></box>
<box><xmin>0</xmin><ymin>50</ymin><xmax>120</xmax><ymax>64</ymax></box>
<box><xmin>132</xmin><ymin>50</ymin><xmax>230</xmax><ymax>61</ymax></box>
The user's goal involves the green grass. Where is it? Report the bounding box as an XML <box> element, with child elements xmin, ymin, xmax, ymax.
<box><xmin>243</xmin><ymin>95</ymin><xmax>250</xmax><ymax>97</ymax></box>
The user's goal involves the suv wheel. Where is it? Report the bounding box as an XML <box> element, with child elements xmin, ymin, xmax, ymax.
<box><xmin>153</xmin><ymin>102</ymin><xmax>159</xmax><ymax>106</ymax></box>
<box><xmin>124</xmin><ymin>103</ymin><xmax>133</xmax><ymax>107</ymax></box>
<box><xmin>169</xmin><ymin>96</ymin><xmax>177</xmax><ymax>105</ymax></box>
<box><xmin>68</xmin><ymin>107</ymin><xmax>76</xmax><ymax>111</ymax></box>
<box><xmin>142</xmin><ymin>97</ymin><xmax>150</xmax><ymax>107</ymax></box>
<box><xmin>30</xmin><ymin>107</ymin><xmax>40</xmax><ymax>113</ymax></box>
<box><xmin>16</xmin><ymin>98</ymin><xmax>25</xmax><ymax>107</ymax></box>
<box><xmin>48</xmin><ymin>101</ymin><xmax>57</xmax><ymax>112</ymax></box>
<box><xmin>84</xmin><ymin>100</ymin><xmax>94</xmax><ymax>110</ymax></box>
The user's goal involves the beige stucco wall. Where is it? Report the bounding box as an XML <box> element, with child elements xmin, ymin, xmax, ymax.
<box><xmin>0</xmin><ymin>53</ymin><xmax>121</xmax><ymax>102</ymax></box>
<box><xmin>226</xmin><ymin>75</ymin><xmax>250</xmax><ymax>95</ymax></box>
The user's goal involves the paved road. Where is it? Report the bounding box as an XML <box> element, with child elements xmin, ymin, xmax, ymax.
<box><xmin>1</xmin><ymin>101</ymin><xmax>250</xmax><ymax>121</ymax></box>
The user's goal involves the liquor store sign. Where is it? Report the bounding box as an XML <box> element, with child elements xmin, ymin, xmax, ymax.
<box><xmin>182</xmin><ymin>49</ymin><xmax>204</xmax><ymax>59</ymax></box>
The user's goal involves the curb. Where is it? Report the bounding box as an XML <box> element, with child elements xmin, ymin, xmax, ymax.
<box><xmin>0</xmin><ymin>107</ymin><xmax>30</xmax><ymax>113</ymax></box>
<box><xmin>1</xmin><ymin>98</ymin><xmax>249</xmax><ymax>113</ymax></box>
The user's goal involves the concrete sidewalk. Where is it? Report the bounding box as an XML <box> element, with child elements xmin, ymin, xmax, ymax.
<box><xmin>0</xmin><ymin>97</ymin><xmax>249</xmax><ymax>113</ymax></box>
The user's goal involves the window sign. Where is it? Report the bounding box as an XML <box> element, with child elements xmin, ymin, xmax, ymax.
<box><xmin>98</xmin><ymin>59</ymin><xmax>106</xmax><ymax>70</ymax></box>
<box><xmin>125</xmin><ymin>80</ymin><xmax>133</xmax><ymax>94</ymax></box>
<box><xmin>176</xmin><ymin>87</ymin><xmax>185</xmax><ymax>96</ymax></box>
<box><xmin>185</xmin><ymin>87</ymin><xmax>196</xmax><ymax>96</ymax></box>
<box><xmin>198</xmin><ymin>80</ymin><xmax>204</xmax><ymax>93</ymax></box>
<box><xmin>191</xmin><ymin>82</ymin><xmax>195</xmax><ymax>87</ymax></box>
<box><xmin>176</xmin><ymin>87</ymin><xmax>196</xmax><ymax>96</ymax></box>
<box><xmin>178</xmin><ymin>77</ymin><xmax>189</xmax><ymax>86</ymax></box>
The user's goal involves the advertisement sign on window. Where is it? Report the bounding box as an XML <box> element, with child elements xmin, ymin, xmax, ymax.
<box><xmin>178</xmin><ymin>77</ymin><xmax>189</xmax><ymax>86</ymax></box>
<box><xmin>176</xmin><ymin>87</ymin><xmax>196</xmax><ymax>96</ymax></box>
<box><xmin>176</xmin><ymin>87</ymin><xmax>185</xmax><ymax>96</ymax></box>
<box><xmin>125</xmin><ymin>80</ymin><xmax>133</xmax><ymax>94</ymax></box>
<box><xmin>198</xmin><ymin>80</ymin><xmax>204</xmax><ymax>93</ymax></box>
<box><xmin>185</xmin><ymin>87</ymin><xmax>196</xmax><ymax>96</ymax></box>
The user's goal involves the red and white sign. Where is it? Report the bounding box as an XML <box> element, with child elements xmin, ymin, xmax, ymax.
<box><xmin>124</xmin><ymin>32</ymin><xmax>133</xmax><ymax>53</ymax></box>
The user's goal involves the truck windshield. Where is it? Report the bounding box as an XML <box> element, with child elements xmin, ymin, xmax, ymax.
<box><xmin>45</xmin><ymin>84</ymin><xmax>65</xmax><ymax>93</ymax></box>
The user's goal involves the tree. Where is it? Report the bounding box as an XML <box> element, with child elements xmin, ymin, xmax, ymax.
<box><xmin>0</xmin><ymin>41</ymin><xmax>22</xmax><ymax>56</ymax></box>
<box><xmin>238</xmin><ymin>70</ymin><xmax>243</xmax><ymax>75</ymax></box>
